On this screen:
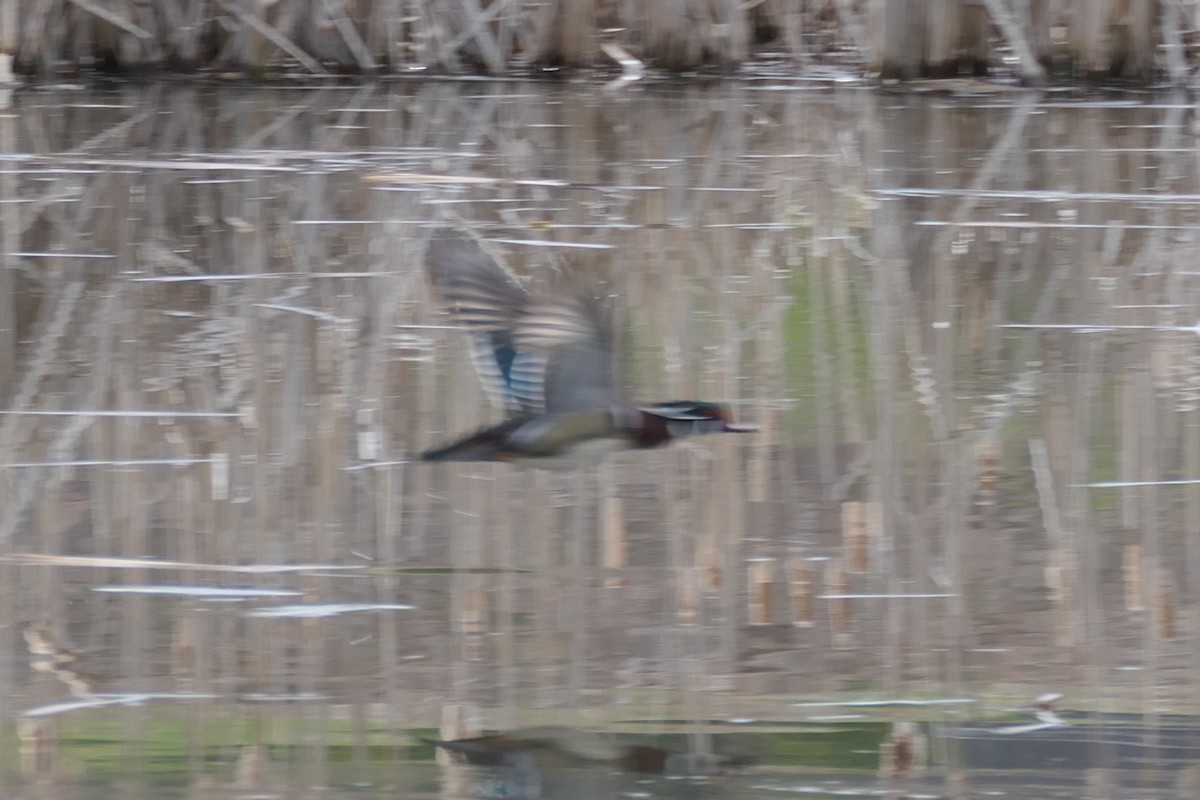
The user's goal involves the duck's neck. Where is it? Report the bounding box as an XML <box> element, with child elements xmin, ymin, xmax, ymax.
<box><xmin>632</xmin><ymin>410</ymin><xmax>672</xmax><ymax>448</ymax></box>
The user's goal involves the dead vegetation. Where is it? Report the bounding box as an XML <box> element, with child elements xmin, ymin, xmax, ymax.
<box><xmin>0</xmin><ymin>0</ymin><xmax>1195</xmax><ymax>83</ymax></box>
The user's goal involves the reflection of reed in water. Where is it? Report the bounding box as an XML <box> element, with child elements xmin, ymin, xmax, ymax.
<box><xmin>5</xmin><ymin>87</ymin><xmax>1200</xmax><ymax>796</ymax></box>
<box><xmin>878</xmin><ymin>720</ymin><xmax>926</xmax><ymax>781</ymax></box>
<box><xmin>19</xmin><ymin>622</ymin><xmax>101</xmax><ymax>777</ymax></box>
<box><xmin>22</xmin><ymin>621</ymin><xmax>104</xmax><ymax>697</ymax></box>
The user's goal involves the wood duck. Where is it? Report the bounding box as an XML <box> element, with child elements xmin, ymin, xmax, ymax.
<box><xmin>421</xmin><ymin>229</ymin><xmax>755</xmax><ymax>467</ymax></box>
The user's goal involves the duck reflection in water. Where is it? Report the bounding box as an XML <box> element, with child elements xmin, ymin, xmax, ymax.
<box><xmin>425</xmin><ymin>725</ymin><xmax>753</xmax><ymax>799</ymax></box>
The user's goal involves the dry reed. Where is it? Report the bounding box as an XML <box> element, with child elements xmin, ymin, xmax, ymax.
<box><xmin>0</xmin><ymin>0</ymin><xmax>1190</xmax><ymax>82</ymax></box>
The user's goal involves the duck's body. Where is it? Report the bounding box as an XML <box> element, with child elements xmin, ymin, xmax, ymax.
<box><xmin>421</xmin><ymin>401</ymin><xmax>741</xmax><ymax>467</ymax></box>
<box><xmin>421</xmin><ymin>229</ymin><xmax>753</xmax><ymax>467</ymax></box>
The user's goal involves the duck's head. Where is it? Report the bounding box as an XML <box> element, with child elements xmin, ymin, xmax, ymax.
<box><xmin>643</xmin><ymin>401</ymin><xmax>759</xmax><ymax>437</ymax></box>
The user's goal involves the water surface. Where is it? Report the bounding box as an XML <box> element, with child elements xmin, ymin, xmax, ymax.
<box><xmin>2</xmin><ymin>81</ymin><xmax>1200</xmax><ymax>799</ymax></box>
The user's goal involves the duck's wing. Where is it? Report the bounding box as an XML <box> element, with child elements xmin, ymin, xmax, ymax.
<box><xmin>515</xmin><ymin>293</ymin><xmax>618</xmax><ymax>414</ymax></box>
<box><xmin>425</xmin><ymin>228</ymin><xmax>618</xmax><ymax>415</ymax></box>
<box><xmin>425</xmin><ymin>229</ymin><xmax>540</xmax><ymax>413</ymax></box>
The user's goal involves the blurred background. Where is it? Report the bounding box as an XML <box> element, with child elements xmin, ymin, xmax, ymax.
<box><xmin>2</xmin><ymin>81</ymin><xmax>1200</xmax><ymax>798</ymax></box>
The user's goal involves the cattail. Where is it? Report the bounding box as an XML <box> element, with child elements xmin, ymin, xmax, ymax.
<box><xmin>1156</xmin><ymin>567</ymin><xmax>1177</xmax><ymax>640</ymax></box>
<box><xmin>461</xmin><ymin>590</ymin><xmax>488</xmax><ymax>661</ymax></box>
<box><xmin>234</xmin><ymin>744</ymin><xmax>269</xmax><ymax>790</ymax></box>
<box><xmin>601</xmin><ymin>495</ymin><xmax>626</xmax><ymax>588</ymax></box>
<box><xmin>697</xmin><ymin>542</ymin><xmax>722</xmax><ymax>590</ymax></box>
<box><xmin>748</xmin><ymin>433</ymin><xmax>767</xmax><ymax>504</ymax></box>
<box><xmin>1085</xmin><ymin>768</ymin><xmax>1115</xmax><ymax>798</ymax></box>
<box><xmin>841</xmin><ymin>502</ymin><xmax>868</xmax><ymax>573</ymax></box>
<box><xmin>879</xmin><ymin>721</ymin><xmax>925</xmax><ymax>779</ymax></box>
<box><xmin>748</xmin><ymin>559</ymin><xmax>775</xmax><ymax>625</ymax></box>
<box><xmin>462</xmin><ymin>590</ymin><xmax>488</xmax><ymax>635</ymax></box>
<box><xmin>17</xmin><ymin>718</ymin><xmax>56</xmax><ymax>775</ymax></box>
<box><xmin>826</xmin><ymin>559</ymin><xmax>851</xmax><ymax>643</ymax></box>
<box><xmin>786</xmin><ymin>558</ymin><xmax>814</xmax><ymax>627</ymax></box>
<box><xmin>976</xmin><ymin>440</ymin><xmax>1000</xmax><ymax>504</ymax></box>
<box><xmin>1044</xmin><ymin>562</ymin><xmax>1063</xmax><ymax>602</ymax></box>
<box><xmin>1045</xmin><ymin>549</ymin><xmax>1076</xmax><ymax>647</ymax></box>
<box><xmin>677</xmin><ymin>568</ymin><xmax>699</xmax><ymax>625</ymax></box>
<box><xmin>210</xmin><ymin>452</ymin><xmax>230</xmax><ymax>501</ymax></box>
<box><xmin>1122</xmin><ymin>544</ymin><xmax>1144</xmax><ymax>612</ymax></box>
<box><xmin>438</xmin><ymin>704</ymin><xmax>479</xmax><ymax>767</ymax></box>
<box><xmin>172</xmin><ymin>616</ymin><xmax>197</xmax><ymax>687</ymax></box>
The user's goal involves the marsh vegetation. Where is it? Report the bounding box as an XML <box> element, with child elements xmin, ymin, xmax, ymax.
<box><xmin>2</xmin><ymin>83</ymin><xmax>1200</xmax><ymax>797</ymax></box>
